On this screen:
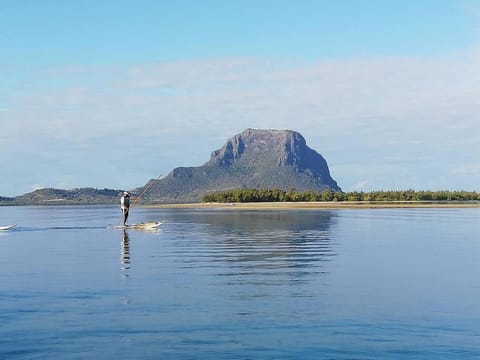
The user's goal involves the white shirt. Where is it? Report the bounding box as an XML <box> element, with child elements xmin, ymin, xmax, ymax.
<box><xmin>121</xmin><ymin>195</ymin><xmax>130</xmax><ymax>210</ymax></box>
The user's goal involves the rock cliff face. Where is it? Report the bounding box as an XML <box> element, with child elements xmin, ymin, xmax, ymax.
<box><xmin>140</xmin><ymin>129</ymin><xmax>341</xmax><ymax>203</ymax></box>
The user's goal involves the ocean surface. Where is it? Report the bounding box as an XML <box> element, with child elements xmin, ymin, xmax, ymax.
<box><xmin>0</xmin><ymin>205</ymin><xmax>479</xmax><ymax>359</ymax></box>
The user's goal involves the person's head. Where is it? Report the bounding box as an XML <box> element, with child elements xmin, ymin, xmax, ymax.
<box><xmin>123</xmin><ymin>191</ymin><xmax>129</xmax><ymax>197</ymax></box>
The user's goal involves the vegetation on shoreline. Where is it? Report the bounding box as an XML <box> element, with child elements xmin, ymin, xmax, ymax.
<box><xmin>202</xmin><ymin>188</ymin><xmax>480</xmax><ymax>203</ymax></box>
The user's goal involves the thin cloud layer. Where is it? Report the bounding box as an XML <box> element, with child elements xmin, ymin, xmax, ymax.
<box><xmin>1</xmin><ymin>50</ymin><xmax>479</xmax><ymax>195</ymax></box>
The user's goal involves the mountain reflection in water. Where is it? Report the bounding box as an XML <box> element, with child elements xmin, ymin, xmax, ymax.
<box><xmin>165</xmin><ymin>210</ymin><xmax>337</xmax><ymax>288</ymax></box>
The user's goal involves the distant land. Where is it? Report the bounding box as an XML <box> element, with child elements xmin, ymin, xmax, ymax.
<box><xmin>1</xmin><ymin>129</ymin><xmax>478</xmax><ymax>206</ymax></box>
<box><xmin>0</xmin><ymin>129</ymin><xmax>341</xmax><ymax>205</ymax></box>
<box><xmin>0</xmin><ymin>188</ymin><xmax>121</xmax><ymax>206</ymax></box>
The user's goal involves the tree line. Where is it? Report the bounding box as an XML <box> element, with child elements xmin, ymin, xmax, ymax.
<box><xmin>202</xmin><ymin>188</ymin><xmax>480</xmax><ymax>203</ymax></box>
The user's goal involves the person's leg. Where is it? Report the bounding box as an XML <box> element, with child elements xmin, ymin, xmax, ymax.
<box><xmin>123</xmin><ymin>208</ymin><xmax>129</xmax><ymax>225</ymax></box>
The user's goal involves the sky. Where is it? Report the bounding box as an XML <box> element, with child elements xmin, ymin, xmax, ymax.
<box><xmin>1</xmin><ymin>0</ymin><xmax>480</xmax><ymax>196</ymax></box>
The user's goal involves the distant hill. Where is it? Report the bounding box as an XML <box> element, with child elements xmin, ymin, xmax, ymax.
<box><xmin>2</xmin><ymin>188</ymin><xmax>122</xmax><ymax>205</ymax></box>
<box><xmin>136</xmin><ymin>128</ymin><xmax>341</xmax><ymax>203</ymax></box>
<box><xmin>0</xmin><ymin>196</ymin><xmax>13</xmax><ymax>203</ymax></box>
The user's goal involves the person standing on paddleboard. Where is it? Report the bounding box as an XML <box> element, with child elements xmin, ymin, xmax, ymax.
<box><xmin>120</xmin><ymin>191</ymin><xmax>130</xmax><ymax>226</ymax></box>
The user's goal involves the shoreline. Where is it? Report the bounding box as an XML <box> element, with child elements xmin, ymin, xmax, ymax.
<box><xmin>147</xmin><ymin>201</ymin><xmax>480</xmax><ymax>210</ymax></box>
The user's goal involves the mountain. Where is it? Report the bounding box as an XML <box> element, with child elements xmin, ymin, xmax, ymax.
<box><xmin>1</xmin><ymin>129</ymin><xmax>341</xmax><ymax>205</ymax></box>
<box><xmin>137</xmin><ymin>128</ymin><xmax>340</xmax><ymax>203</ymax></box>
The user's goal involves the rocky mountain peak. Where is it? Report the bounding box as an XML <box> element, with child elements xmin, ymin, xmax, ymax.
<box><xmin>208</xmin><ymin>129</ymin><xmax>339</xmax><ymax>189</ymax></box>
<box><xmin>209</xmin><ymin>128</ymin><xmax>308</xmax><ymax>167</ymax></box>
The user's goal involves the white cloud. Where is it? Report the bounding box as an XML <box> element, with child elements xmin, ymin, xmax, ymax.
<box><xmin>2</xmin><ymin>50</ymin><xmax>480</xmax><ymax>195</ymax></box>
<box><xmin>353</xmin><ymin>180</ymin><xmax>370</xmax><ymax>191</ymax></box>
<box><xmin>450</xmin><ymin>165</ymin><xmax>480</xmax><ymax>176</ymax></box>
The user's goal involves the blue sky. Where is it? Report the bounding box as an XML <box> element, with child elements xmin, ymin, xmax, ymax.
<box><xmin>1</xmin><ymin>0</ymin><xmax>480</xmax><ymax>196</ymax></box>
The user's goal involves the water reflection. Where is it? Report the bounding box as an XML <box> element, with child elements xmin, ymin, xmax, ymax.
<box><xmin>120</xmin><ymin>230</ymin><xmax>130</xmax><ymax>277</ymax></box>
<box><xmin>170</xmin><ymin>210</ymin><xmax>337</xmax><ymax>287</ymax></box>
<box><xmin>167</xmin><ymin>209</ymin><xmax>335</xmax><ymax>232</ymax></box>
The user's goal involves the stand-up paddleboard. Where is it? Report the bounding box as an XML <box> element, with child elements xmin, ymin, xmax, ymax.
<box><xmin>109</xmin><ymin>221</ymin><xmax>164</xmax><ymax>230</ymax></box>
<box><xmin>0</xmin><ymin>224</ymin><xmax>16</xmax><ymax>231</ymax></box>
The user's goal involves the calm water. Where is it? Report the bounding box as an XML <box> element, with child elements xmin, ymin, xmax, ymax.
<box><xmin>0</xmin><ymin>206</ymin><xmax>479</xmax><ymax>359</ymax></box>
